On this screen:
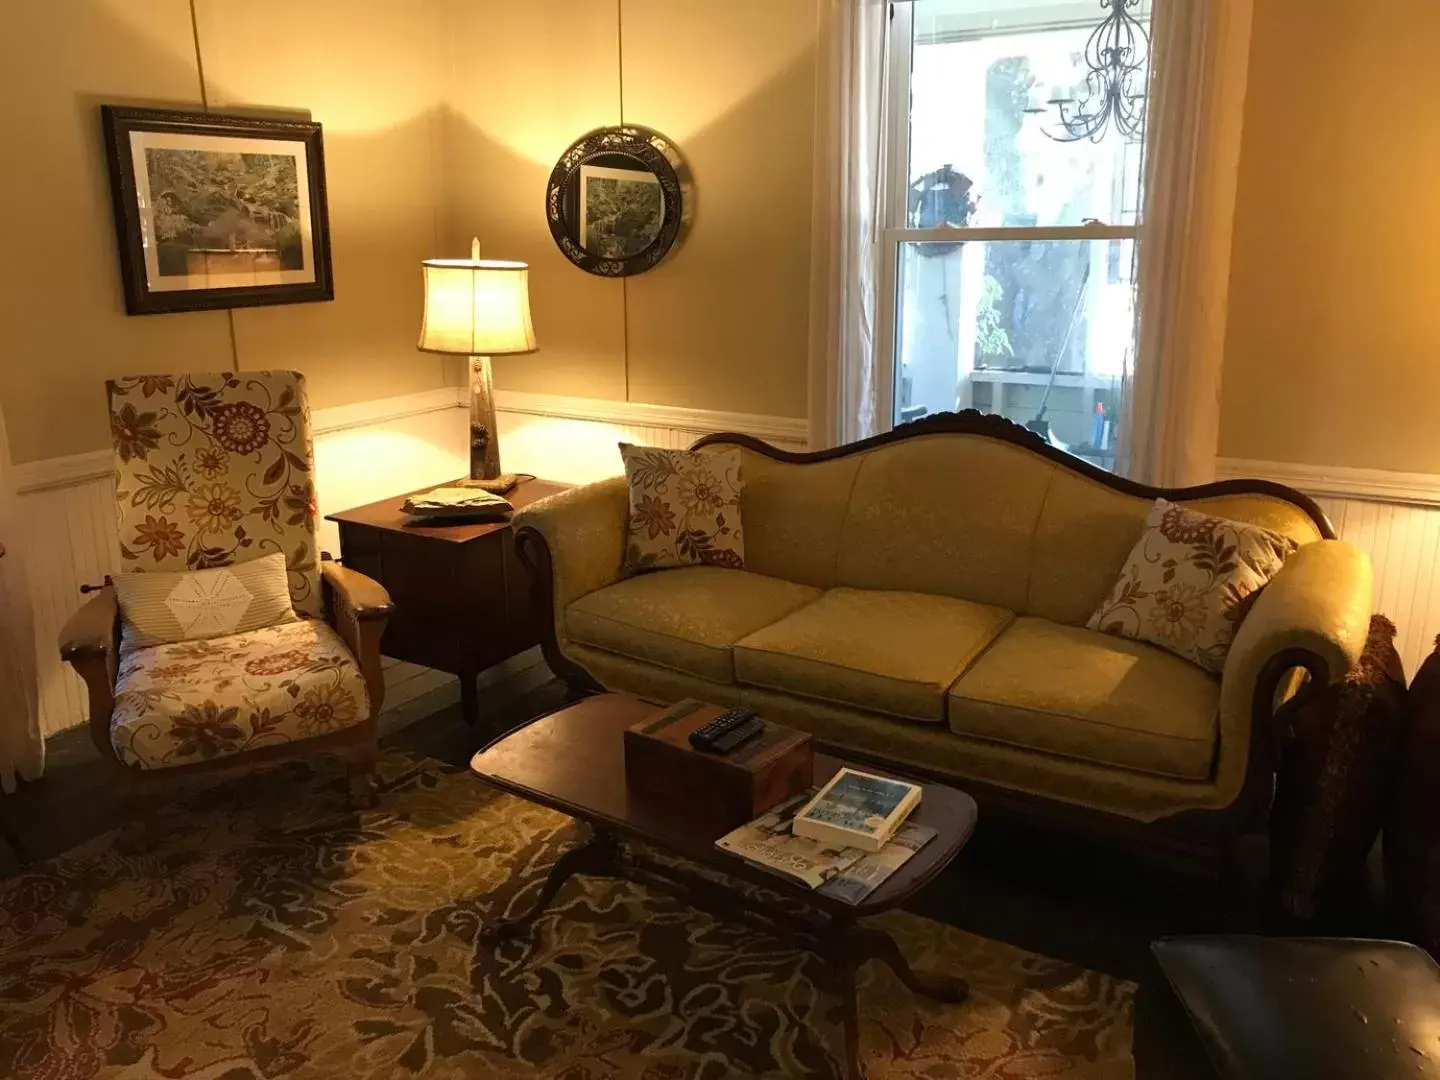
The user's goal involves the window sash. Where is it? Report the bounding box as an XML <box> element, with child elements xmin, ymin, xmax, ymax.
<box><xmin>877</xmin><ymin>1</ymin><xmax>1142</xmax><ymax>432</ymax></box>
<box><xmin>884</xmin><ymin>224</ymin><xmax>1137</xmax><ymax>244</ymax></box>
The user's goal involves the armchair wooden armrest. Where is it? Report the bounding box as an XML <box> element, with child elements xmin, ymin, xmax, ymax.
<box><xmin>321</xmin><ymin>562</ymin><xmax>394</xmax><ymax>621</ymax></box>
<box><xmin>58</xmin><ymin>585</ymin><xmax>122</xmax><ymax>761</ymax></box>
<box><xmin>321</xmin><ymin>561</ymin><xmax>393</xmax><ymax>713</ymax></box>
<box><xmin>60</xmin><ymin>585</ymin><xmax>120</xmax><ymax>660</ymax></box>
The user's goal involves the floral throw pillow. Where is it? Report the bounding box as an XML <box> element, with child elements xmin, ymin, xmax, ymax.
<box><xmin>620</xmin><ymin>443</ymin><xmax>744</xmax><ymax>570</ymax></box>
<box><xmin>1086</xmin><ymin>499</ymin><xmax>1299</xmax><ymax>673</ymax></box>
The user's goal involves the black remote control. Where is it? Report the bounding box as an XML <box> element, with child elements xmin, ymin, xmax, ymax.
<box><xmin>689</xmin><ymin>707</ymin><xmax>763</xmax><ymax>754</ymax></box>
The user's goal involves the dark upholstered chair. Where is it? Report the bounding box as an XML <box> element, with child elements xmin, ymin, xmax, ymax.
<box><xmin>1135</xmin><ymin>935</ymin><xmax>1440</xmax><ymax>1079</ymax></box>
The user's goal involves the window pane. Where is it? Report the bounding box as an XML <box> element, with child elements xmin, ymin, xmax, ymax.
<box><xmin>894</xmin><ymin>239</ymin><xmax>1133</xmax><ymax>470</ymax></box>
<box><xmin>907</xmin><ymin>1</ymin><xmax>1150</xmax><ymax>228</ymax></box>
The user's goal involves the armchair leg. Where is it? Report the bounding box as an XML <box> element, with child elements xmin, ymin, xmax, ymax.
<box><xmin>346</xmin><ymin>756</ymin><xmax>378</xmax><ymax>810</ymax></box>
<box><xmin>118</xmin><ymin>782</ymin><xmax>162</xmax><ymax>854</ymax></box>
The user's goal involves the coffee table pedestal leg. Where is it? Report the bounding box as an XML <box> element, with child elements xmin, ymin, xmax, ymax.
<box><xmin>827</xmin><ymin>920</ymin><xmax>971</xmax><ymax>1080</ymax></box>
<box><xmin>481</xmin><ymin>828</ymin><xmax>618</xmax><ymax>944</ymax></box>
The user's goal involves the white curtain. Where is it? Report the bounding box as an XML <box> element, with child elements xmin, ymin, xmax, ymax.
<box><xmin>0</xmin><ymin>404</ymin><xmax>42</xmax><ymax>793</ymax></box>
<box><xmin>807</xmin><ymin>0</ymin><xmax>888</xmax><ymax>450</ymax></box>
<box><xmin>1124</xmin><ymin>0</ymin><xmax>1255</xmax><ymax>486</ymax></box>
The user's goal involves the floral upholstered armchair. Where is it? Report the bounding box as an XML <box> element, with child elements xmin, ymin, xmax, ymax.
<box><xmin>59</xmin><ymin>371</ymin><xmax>392</xmax><ymax>843</ymax></box>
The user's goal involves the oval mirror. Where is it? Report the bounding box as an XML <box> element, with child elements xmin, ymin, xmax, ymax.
<box><xmin>545</xmin><ymin>125</ymin><xmax>689</xmax><ymax>277</ymax></box>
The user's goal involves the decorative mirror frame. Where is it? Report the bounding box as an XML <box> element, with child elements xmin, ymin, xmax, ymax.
<box><xmin>545</xmin><ymin>125</ymin><xmax>689</xmax><ymax>277</ymax></box>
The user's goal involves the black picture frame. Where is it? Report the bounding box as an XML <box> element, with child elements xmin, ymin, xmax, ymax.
<box><xmin>545</xmin><ymin>125</ymin><xmax>690</xmax><ymax>278</ymax></box>
<box><xmin>100</xmin><ymin>105</ymin><xmax>334</xmax><ymax>316</ymax></box>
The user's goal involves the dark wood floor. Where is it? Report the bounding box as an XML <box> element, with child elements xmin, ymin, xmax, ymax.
<box><xmin>0</xmin><ymin>672</ymin><xmax>1390</xmax><ymax>983</ymax></box>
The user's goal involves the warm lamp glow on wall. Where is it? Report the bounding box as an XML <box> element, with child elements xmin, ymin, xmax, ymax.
<box><xmin>418</xmin><ymin>238</ymin><xmax>537</xmax><ymax>491</ymax></box>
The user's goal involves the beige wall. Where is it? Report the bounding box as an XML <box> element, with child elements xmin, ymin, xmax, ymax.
<box><xmin>0</xmin><ymin>1</ymin><xmax>235</xmax><ymax>465</ymax></box>
<box><xmin>1221</xmin><ymin>0</ymin><xmax>1440</xmax><ymax>473</ymax></box>
<box><xmin>444</xmin><ymin>0</ymin><xmax>818</xmax><ymax>419</ymax></box>
<box><xmin>1</xmin><ymin>0</ymin><xmax>817</xmax><ymax>465</ymax></box>
<box><xmin>0</xmin><ymin>0</ymin><xmax>453</xmax><ymax>465</ymax></box>
<box><xmin>442</xmin><ymin>0</ymin><xmax>627</xmax><ymax>401</ymax></box>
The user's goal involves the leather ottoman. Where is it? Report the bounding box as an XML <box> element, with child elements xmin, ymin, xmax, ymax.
<box><xmin>1134</xmin><ymin>936</ymin><xmax>1440</xmax><ymax>1079</ymax></box>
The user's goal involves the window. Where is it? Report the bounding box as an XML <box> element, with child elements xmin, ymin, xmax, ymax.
<box><xmin>878</xmin><ymin>0</ymin><xmax>1151</xmax><ymax>470</ymax></box>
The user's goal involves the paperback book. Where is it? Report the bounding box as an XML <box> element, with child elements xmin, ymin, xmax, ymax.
<box><xmin>791</xmin><ymin>767</ymin><xmax>922</xmax><ymax>853</ymax></box>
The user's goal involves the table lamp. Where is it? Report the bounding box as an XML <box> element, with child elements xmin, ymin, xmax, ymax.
<box><xmin>418</xmin><ymin>238</ymin><xmax>537</xmax><ymax>492</ymax></box>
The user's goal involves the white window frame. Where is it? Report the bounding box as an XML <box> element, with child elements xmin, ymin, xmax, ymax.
<box><xmin>876</xmin><ymin>2</ymin><xmax>1141</xmax><ymax>433</ymax></box>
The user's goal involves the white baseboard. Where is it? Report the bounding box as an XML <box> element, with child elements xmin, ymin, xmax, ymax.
<box><xmin>493</xmin><ymin>389</ymin><xmax>808</xmax><ymax>446</ymax></box>
<box><xmin>12</xmin><ymin>449</ymin><xmax>112</xmax><ymax>494</ymax></box>
<box><xmin>1218</xmin><ymin>457</ymin><xmax>1440</xmax><ymax>508</ymax></box>
<box><xmin>11</xmin><ymin>387</ymin><xmax>807</xmax><ymax>494</ymax></box>
<box><xmin>311</xmin><ymin>385</ymin><xmax>465</xmax><ymax>436</ymax></box>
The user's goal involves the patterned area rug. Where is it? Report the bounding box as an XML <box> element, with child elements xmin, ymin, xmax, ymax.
<box><xmin>0</xmin><ymin>753</ymin><xmax>1135</xmax><ymax>1079</ymax></box>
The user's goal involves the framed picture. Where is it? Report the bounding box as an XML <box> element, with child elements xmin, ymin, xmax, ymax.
<box><xmin>100</xmin><ymin>106</ymin><xmax>334</xmax><ymax>316</ymax></box>
<box><xmin>578</xmin><ymin>162</ymin><xmax>663</xmax><ymax>261</ymax></box>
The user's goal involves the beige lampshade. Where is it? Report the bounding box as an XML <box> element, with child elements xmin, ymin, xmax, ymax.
<box><xmin>418</xmin><ymin>247</ymin><xmax>537</xmax><ymax>356</ymax></box>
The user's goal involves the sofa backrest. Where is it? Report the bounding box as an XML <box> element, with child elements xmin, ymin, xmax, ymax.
<box><xmin>711</xmin><ymin>420</ymin><xmax>1329</xmax><ymax>626</ymax></box>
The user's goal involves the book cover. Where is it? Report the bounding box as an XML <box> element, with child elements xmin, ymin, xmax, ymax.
<box><xmin>792</xmin><ymin>768</ymin><xmax>921</xmax><ymax>853</ymax></box>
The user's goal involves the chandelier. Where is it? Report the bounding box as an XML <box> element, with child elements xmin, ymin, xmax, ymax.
<box><xmin>1029</xmin><ymin>0</ymin><xmax>1150</xmax><ymax>143</ymax></box>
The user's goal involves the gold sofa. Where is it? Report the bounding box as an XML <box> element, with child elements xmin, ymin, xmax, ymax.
<box><xmin>515</xmin><ymin>414</ymin><xmax>1374</xmax><ymax>867</ymax></box>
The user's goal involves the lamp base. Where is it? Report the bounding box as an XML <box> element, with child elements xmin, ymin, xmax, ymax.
<box><xmin>467</xmin><ymin>355</ymin><xmax>503</xmax><ymax>482</ymax></box>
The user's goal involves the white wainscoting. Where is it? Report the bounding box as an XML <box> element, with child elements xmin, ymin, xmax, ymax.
<box><xmin>15</xmin><ymin>387</ymin><xmax>807</xmax><ymax>737</ymax></box>
<box><xmin>1219</xmin><ymin>457</ymin><xmax>1440</xmax><ymax>678</ymax></box>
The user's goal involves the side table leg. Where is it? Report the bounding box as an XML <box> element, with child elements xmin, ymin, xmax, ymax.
<box><xmin>459</xmin><ymin>668</ymin><xmax>480</xmax><ymax>728</ymax></box>
<box><xmin>480</xmin><ymin>829</ymin><xmax>618</xmax><ymax>945</ymax></box>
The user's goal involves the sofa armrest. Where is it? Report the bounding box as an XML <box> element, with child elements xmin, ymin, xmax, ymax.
<box><xmin>321</xmin><ymin>561</ymin><xmax>392</xmax><ymax>714</ymax></box>
<box><xmin>512</xmin><ymin>477</ymin><xmax>629</xmax><ymax>686</ymax></box>
<box><xmin>58</xmin><ymin>586</ymin><xmax>122</xmax><ymax>763</ymax></box>
<box><xmin>1217</xmin><ymin>540</ymin><xmax>1374</xmax><ymax>814</ymax></box>
<box><xmin>1223</xmin><ymin>540</ymin><xmax>1374</xmax><ymax>696</ymax></box>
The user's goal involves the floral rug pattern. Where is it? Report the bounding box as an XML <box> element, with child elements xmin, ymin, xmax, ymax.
<box><xmin>0</xmin><ymin>754</ymin><xmax>1134</xmax><ymax>1079</ymax></box>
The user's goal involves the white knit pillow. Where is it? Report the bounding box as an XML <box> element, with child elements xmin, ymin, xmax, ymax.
<box><xmin>114</xmin><ymin>551</ymin><xmax>299</xmax><ymax>650</ymax></box>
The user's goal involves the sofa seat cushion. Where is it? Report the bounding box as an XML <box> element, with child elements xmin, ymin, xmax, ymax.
<box><xmin>566</xmin><ymin>568</ymin><xmax>821</xmax><ymax>683</ymax></box>
<box><xmin>734</xmin><ymin>588</ymin><xmax>1014</xmax><ymax>722</ymax></box>
<box><xmin>948</xmin><ymin>617</ymin><xmax>1219</xmax><ymax>780</ymax></box>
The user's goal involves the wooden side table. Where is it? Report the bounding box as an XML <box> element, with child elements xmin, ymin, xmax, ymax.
<box><xmin>327</xmin><ymin>479</ymin><xmax>570</xmax><ymax>727</ymax></box>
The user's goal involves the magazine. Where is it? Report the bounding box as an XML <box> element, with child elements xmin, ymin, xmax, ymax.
<box><xmin>715</xmin><ymin>793</ymin><xmax>863</xmax><ymax>889</ymax></box>
<box><xmin>815</xmin><ymin>822</ymin><xmax>938</xmax><ymax>905</ymax></box>
<box><xmin>716</xmin><ymin>791</ymin><xmax>936</xmax><ymax>901</ymax></box>
<box><xmin>792</xmin><ymin>768</ymin><xmax>922</xmax><ymax>853</ymax></box>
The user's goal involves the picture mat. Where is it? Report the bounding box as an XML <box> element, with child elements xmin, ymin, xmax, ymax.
<box><xmin>128</xmin><ymin>130</ymin><xmax>317</xmax><ymax>293</ymax></box>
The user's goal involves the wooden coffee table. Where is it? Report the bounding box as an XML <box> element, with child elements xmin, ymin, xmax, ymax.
<box><xmin>470</xmin><ymin>693</ymin><xmax>979</xmax><ymax>1079</ymax></box>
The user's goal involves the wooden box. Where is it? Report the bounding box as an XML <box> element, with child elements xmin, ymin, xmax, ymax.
<box><xmin>623</xmin><ymin>700</ymin><xmax>813</xmax><ymax>828</ymax></box>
